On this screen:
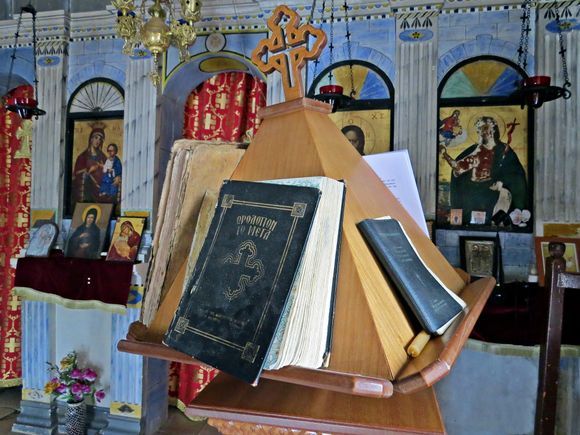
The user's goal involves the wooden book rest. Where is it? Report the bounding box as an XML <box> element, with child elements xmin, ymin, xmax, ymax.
<box><xmin>118</xmin><ymin>98</ymin><xmax>495</xmax><ymax>397</ymax></box>
<box><xmin>117</xmin><ymin>6</ymin><xmax>494</xmax><ymax>432</ymax></box>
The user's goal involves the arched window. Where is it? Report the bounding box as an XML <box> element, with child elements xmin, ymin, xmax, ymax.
<box><xmin>308</xmin><ymin>60</ymin><xmax>394</xmax><ymax>156</ymax></box>
<box><xmin>436</xmin><ymin>56</ymin><xmax>533</xmax><ymax>232</ymax></box>
<box><xmin>65</xmin><ymin>79</ymin><xmax>125</xmax><ymax>217</ymax></box>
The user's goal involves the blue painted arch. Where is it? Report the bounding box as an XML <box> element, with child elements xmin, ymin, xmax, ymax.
<box><xmin>67</xmin><ymin>63</ymin><xmax>125</xmax><ymax>99</ymax></box>
<box><xmin>0</xmin><ymin>47</ymin><xmax>34</xmax><ymax>96</ymax></box>
<box><xmin>308</xmin><ymin>41</ymin><xmax>395</xmax><ymax>88</ymax></box>
<box><xmin>163</xmin><ymin>51</ymin><xmax>264</xmax><ymax>106</ymax></box>
<box><xmin>437</xmin><ymin>34</ymin><xmax>532</xmax><ymax>84</ymax></box>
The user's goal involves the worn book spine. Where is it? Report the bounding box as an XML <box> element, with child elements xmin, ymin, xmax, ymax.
<box><xmin>358</xmin><ymin>218</ymin><xmax>465</xmax><ymax>335</ymax></box>
<box><xmin>323</xmin><ymin>182</ymin><xmax>347</xmax><ymax>365</ymax></box>
<box><xmin>164</xmin><ymin>180</ymin><xmax>320</xmax><ymax>385</ymax></box>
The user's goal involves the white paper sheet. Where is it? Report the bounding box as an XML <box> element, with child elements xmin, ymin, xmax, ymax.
<box><xmin>363</xmin><ymin>150</ymin><xmax>429</xmax><ymax>237</ymax></box>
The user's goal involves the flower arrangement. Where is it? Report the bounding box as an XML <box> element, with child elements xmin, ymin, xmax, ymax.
<box><xmin>45</xmin><ymin>351</ymin><xmax>105</xmax><ymax>404</ymax></box>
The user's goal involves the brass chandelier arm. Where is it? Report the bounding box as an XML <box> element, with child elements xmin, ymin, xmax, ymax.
<box><xmin>111</xmin><ymin>0</ymin><xmax>202</xmax><ymax>86</ymax></box>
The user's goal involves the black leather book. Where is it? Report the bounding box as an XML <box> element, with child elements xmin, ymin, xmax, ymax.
<box><xmin>164</xmin><ymin>180</ymin><xmax>320</xmax><ymax>384</ymax></box>
<box><xmin>358</xmin><ymin>217</ymin><xmax>465</xmax><ymax>335</ymax></box>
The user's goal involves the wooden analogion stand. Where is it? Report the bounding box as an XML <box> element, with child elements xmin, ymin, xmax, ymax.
<box><xmin>118</xmin><ymin>6</ymin><xmax>495</xmax><ymax>433</ymax></box>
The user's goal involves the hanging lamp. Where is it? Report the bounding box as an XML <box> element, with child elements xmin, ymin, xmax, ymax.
<box><xmin>3</xmin><ymin>3</ymin><xmax>45</xmax><ymax>120</ymax></box>
<box><xmin>311</xmin><ymin>0</ymin><xmax>356</xmax><ymax>112</ymax></box>
<box><xmin>512</xmin><ymin>0</ymin><xmax>572</xmax><ymax>108</ymax></box>
<box><xmin>111</xmin><ymin>0</ymin><xmax>202</xmax><ymax>86</ymax></box>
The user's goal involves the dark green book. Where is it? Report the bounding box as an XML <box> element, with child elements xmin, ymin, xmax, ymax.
<box><xmin>164</xmin><ymin>179</ymin><xmax>322</xmax><ymax>384</ymax></box>
<box><xmin>358</xmin><ymin>217</ymin><xmax>466</xmax><ymax>335</ymax></box>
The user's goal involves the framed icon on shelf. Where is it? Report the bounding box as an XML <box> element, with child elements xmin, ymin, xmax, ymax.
<box><xmin>26</xmin><ymin>222</ymin><xmax>59</xmax><ymax>257</ymax></box>
<box><xmin>460</xmin><ymin>236</ymin><xmax>499</xmax><ymax>280</ymax></box>
<box><xmin>106</xmin><ymin>217</ymin><xmax>146</xmax><ymax>262</ymax></box>
<box><xmin>534</xmin><ymin>237</ymin><xmax>580</xmax><ymax>286</ymax></box>
<box><xmin>65</xmin><ymin>202</ymin><xmax>113</xmax><ymax>259</ymax></box>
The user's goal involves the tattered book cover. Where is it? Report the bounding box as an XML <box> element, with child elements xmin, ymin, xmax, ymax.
<box><xmin>164</xmin><ymin>180</ymin><xmax>320</xmax><ymax>384</ymax></box>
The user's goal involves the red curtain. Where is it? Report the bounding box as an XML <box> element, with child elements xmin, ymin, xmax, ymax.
<box><xmin>0</xmin><ymin>85</ymin><xmax>33</xmax><ymax>388</ymax></box>
<box><xmin>183</xmin><ymin>72</ymin><xmax>265</xmax><ymax>142</ymax></box>
<box><xmin>168</xmin><ymin>72</ymin><xmax>265</xmax><ymax>411</ymax></box>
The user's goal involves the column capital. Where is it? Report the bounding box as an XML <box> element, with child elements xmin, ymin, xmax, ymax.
<box><xmin>36</xmin><ymin>40</ymin><xmax>68</xmax><ymax>58</ymax></box>
<box><xmin>395</xmin><ymin>8</ymin><xmax>441</xmax><ymax>33</ymax></box>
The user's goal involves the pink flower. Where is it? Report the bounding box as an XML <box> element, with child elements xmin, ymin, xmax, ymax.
<box><xmin>72</xmin><ymin>393</ymin><xmax>83</xmax><ymax>403</ymax></box>
<box><xmin>55</xmin><ymin>383</ymin><xmax>67</xmax><ymax>394</ymax></box>
<box><xmin>70</xmin><ymin>369</ymin><xmax>83</xmax><ymax>379</ymax></box>
<box><xmin>81</xmin><ymin>384</ymin><xmax>91</xmax><ymax>394</ymax></box>
<box><xmin>95</xmin><ymin>390</ymin><xmax>105</xmax><ymax>402</ymax></box>
<box><xmin>70</xmin><ymin>383</ymin><xmax>83</xmax><ymax>396</ymax></box>
<box><xmin>82</xmin><ymin>368</ymin><xmax>97</xmax><ymax>382</ymax></box>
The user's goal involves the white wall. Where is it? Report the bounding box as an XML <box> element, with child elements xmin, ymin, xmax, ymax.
<box><xmin>54</xmin><ymin>307</ymin><xmax>112</xmax><ymax>408</ymax></box>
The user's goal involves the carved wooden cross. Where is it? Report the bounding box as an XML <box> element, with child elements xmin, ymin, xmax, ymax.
<box><xmin>252</xmin><ymin>5</ymin><xmax>327</xmax><ymax>102</ymax></box>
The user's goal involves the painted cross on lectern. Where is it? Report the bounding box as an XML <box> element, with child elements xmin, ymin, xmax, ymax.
<box><xmin>251</xmin><ymin>5</ymin><xmax>327</xmax><ymax>102</ymax></box>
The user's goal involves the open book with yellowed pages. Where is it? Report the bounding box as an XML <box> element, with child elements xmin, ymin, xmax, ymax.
<box><xmin>141</xmin><ymin>140</ymin><xmax>244</xmax><ymax>325</ymax></box>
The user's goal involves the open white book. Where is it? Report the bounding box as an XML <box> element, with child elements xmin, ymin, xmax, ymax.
<box><xmin>264</xmin><ymin>176</ymin><xmax>345</xmax><ymax>370</ymax></box>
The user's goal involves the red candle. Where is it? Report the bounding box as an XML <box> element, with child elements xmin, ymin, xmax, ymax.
<box><xmin>320</xmin><ymin>84</ymin><xmax>344</xmax><ymax>95</ymax></box>
<box><xmin>523</xmin><ymin>76</ymin><xmax>551</xmax><ymax>87</ymax></box>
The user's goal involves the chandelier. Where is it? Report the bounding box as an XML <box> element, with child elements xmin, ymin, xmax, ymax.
<box><xmin>3</xmin><ymin>3</ymin><xmax>45</xmax><ymax>119</ymax></box>
<box><xmin>513</xmin><ymin>0</ymin><xmax>572</xmax><ymax>108</ymax></box>
<box><xmin>111</xmin><ymin>0</ymin><xmax>202</xmax><ymax>86</ymax></box>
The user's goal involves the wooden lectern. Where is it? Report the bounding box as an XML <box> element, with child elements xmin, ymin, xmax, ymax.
<box><xmin>118</xmin><ymin>6</ymin><xmax>495</xmax><ymax>433</ymax></box>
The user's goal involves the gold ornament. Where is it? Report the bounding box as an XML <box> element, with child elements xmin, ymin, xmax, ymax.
<box><xmin>14</xmin><ymin>119</ymin><xmax>33</xmax><ymax>159</ymax></box>
<box><xmin>170</xmin><ymin>19</ymin><xmax>197</xmax><ymax>61</ymax></box>
<box><xmin>111</xmin><ymin>0</ymin><xmax>202</xmax><ymax>86</ymax></box>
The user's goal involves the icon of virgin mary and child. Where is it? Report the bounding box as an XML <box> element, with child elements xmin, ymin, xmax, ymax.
<box><xmin>72</xmin><ymin>122</ymin><xmax>122</xmax><ymax>207</ymax></box>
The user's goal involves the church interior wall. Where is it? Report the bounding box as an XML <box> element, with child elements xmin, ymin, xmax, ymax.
<box><xmin>306</xmin><ymin>16</ymin><xmax>397</xmax><ymax>80</ymax></box>
<box><xmin>54</xmin><ymin>306</ymin><xmax>113</xmax><ymax>408</ymax></box>
<box><xmin>438</xmin><ymin>8</ymin><xmax>531</xmax><ymax>79</ymax></box>
<box><xmin>67</xmin><ymin>39</ymin><xmax>127</xmax><ymax>99</ymax></box>
<box><xmin>0</xmin><ymin>0</ymin><xmax>573</xmax><ymax>334</ymax></box>
<box><xmin>0</xmin><ymin>2</ymin><xmax>578</xmax><ymax>432</ymax></box>
<box><xmin>0</xmin><ymin>47</ymin><xmax>33</xmax><ymax>96</ymax></box>
<box><xmin>0</xmin><ymin>9</ymin><xmax>567</xmax><ymax>275</ymax></box>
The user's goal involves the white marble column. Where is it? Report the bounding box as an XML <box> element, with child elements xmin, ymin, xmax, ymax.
<box><xmin>534</xmin><ymin>2</ymin><xmax>579</xmax><ymax>223</ymax></box>
<box><xmin>121</xmin><ymin>55</ymin><xmax>157</xmax><ymax>216</ymax></box>
<box><xmin>266</xmin><ymin>71</ymin><xmax>285</xmax><ymax>106</ymax></box>
<box><xmin>105</xmin><ymin>300</ymin><xmax>145</xmax><ymax>433</ymax></box>
<box><xmin>112</xmin><ymin>55</ymin><xmax>168</xmax><ymax>431</ymax></box>
<box><xmin>12</xmin><ymin>301</ymin><xmax>58</xmax><ymax>434</ymax></box>
<box><xmin>12</xmin><ymin>19</ymin><xmax>68</xmax><ymax>435</ymax></box>
<box><xmin>120</xmin><ymin>54</ymin><xmax>157</xmax><ymax>258</ymax></box>
<box><xmin>31</xmin><ymin>40</ymin><xmax>68</xmax><ymax>215</ymax></box>
<box><xmin>394</xmin><ymin>10</ymin><xmax>440</xmax><ymax>217</ymax></box>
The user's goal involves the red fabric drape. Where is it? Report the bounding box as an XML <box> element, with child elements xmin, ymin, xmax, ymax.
<box><xmin>0</xmin><ymin>85</ymin><xmax>33</xmax><ymax>388</ymax></box>
<box><xmin>183</xmin><ymin>72</ymin><xmax>265</xmax><ymax>142</ymax></box>
<box><xmin>168</xmin><ymin>72</ymin><xmax>265</xmax><ymax>411</ymax></box>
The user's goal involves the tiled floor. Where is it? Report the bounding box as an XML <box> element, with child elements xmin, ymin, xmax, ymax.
<box><xmin>0</xmin><ymin>386</ymin><xmax>220</xmax><ymax>434</ymax></box>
